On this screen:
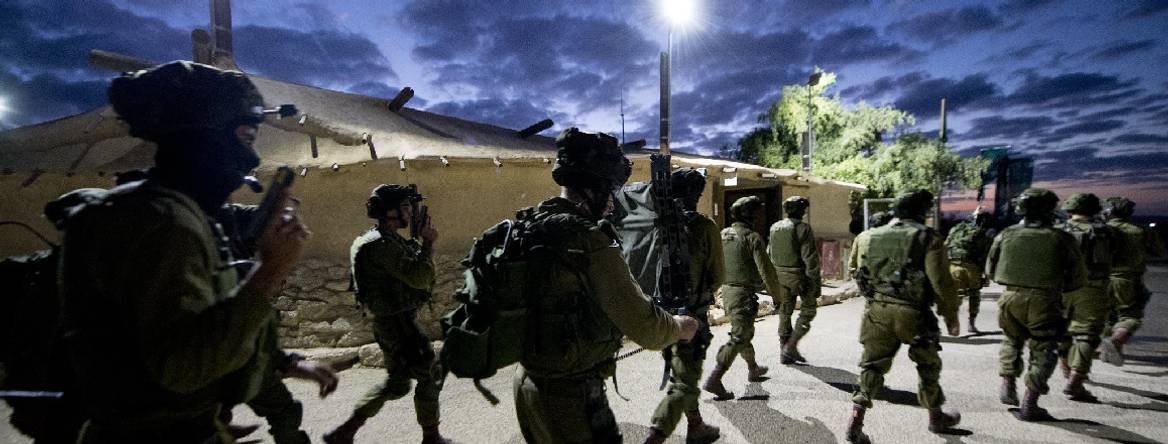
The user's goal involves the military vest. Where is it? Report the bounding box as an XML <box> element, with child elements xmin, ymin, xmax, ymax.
<box><xmin>1108</xmin><ymin>219</ymin><xmax>1146</xmax><ymax>275</ymax></box>
<box><xmin>945</xmin><ymin>221</ymin><xmax>985</xmax><ymax>262</ymax></box>
<box><xmin>864</xmin><ymin>220</ymin><xmax>932</xmax><ymax>305</ymax></box>
<box><xmin>686</xmin><ymin>213</ymin><xmax>719</xmax><ymax>304</ymax></box>
<box><xmin>991</xmin><ymin>224</ymin><xmax>1063</xmax><ymax>289</ymax></box>
<box><xmin>722</xmin><ymin>223</ymin><xmax>762</xmax><ymax>287</ymax></box>
<box><xmin>350</xmin><ymin>229</ymin><xmax>432</xmax><ymax>316</ymax></box>
<box><xmin>768</xmin><ymin>218</ymin><xmax>803</xmax><ymax>268</ymax></box>
<box><xmin>1058</xmin><ymin>219</ymin><xmax>1113</xmax><ymax>280</ymax></box>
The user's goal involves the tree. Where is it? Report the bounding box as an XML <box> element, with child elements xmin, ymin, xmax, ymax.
<box><xmin>730</xmin><ymin>69</ymin><xmax>988</xmax><ymax>208</ymax></box>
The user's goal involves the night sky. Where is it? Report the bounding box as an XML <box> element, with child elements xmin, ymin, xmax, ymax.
<box><xmin>2</xmin><ymin>0</ymin><xmax>1166</xmax><ymax>214</ymax></box>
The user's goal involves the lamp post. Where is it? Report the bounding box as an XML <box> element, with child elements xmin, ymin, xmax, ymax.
<box><xmin>660</xmin><ymin>0</ymin><xmax>695</xmax><ymax>155</ymax></box>
<box><xmin>803</xmin><ymin>71</ymin><xmax>822</xmax><ymax>173</ymax></box>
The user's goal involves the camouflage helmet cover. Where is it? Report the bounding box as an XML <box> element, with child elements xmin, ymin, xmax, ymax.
<box><xmin>1014</xmin><ymin>188</ymin><xmax>1059</xmax><ymax>217</ymax></box>
<box><xmin>783</xmin><ymin>196</ymin><xmax>810</xmax><ymax>215</ymax></box>
<box><xmin>1062</xmin><ymin>192</ymin><xmax>1102</xmax><ymax>215</ymax></box>
<box><xmin>367</xmin><ymin>184</ymin><xmax>424</xmax><ymax>219</ymax></box>
<box><xmin>109</xmin><ymin>61</ymin><xmax>267</xmax><ymax>141</ymax></box>
<box><xmin>730</xmin><ymin>196</ymin><xmax>763</xmax><ymax>224</ymax></box>
<box><xmin>552</xmin><ymin>127</ymin><xmax>633</xmax><ymax>193</ymax></box>
<box><xmin>670</xmin><ymin>168</ymin><xmax>707</xmax><ymax>201</ymax></box>
<box><xmin>892</xmin><ymin>189</ymin><xmax>934</xmax><ymax>219</ymax></box>
<box><xmin>1104</xmin><ymin>196</ymin><xmax>1135</xmax><ymax>218</ymax></box>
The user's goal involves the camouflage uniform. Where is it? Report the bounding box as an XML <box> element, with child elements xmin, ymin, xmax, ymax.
<box><xmin>1105</xmin><ymin>218</ymin><xmax>1166</xmax><ymax>335</ymax></box>
<box><xmin>649</xmin><ymin>212</ymin><xmax>724</xmax><ymax>435</ymax></box>
<box><xmin>944</xmin><ymin>218</ymin><xmax>992</xmax><ymax>330</ymax></box>
<box><xmin>61</xmin><ymin>183</ymin><xmax>274</xmax><ymax>443</ymax></box>
<box><xmin>514</xmin><ymin>198</ymin><xmax>681</xmax><ymax>443</ymax></box>
<box><xmin>768</xmin><ymin>208</ymin><xmax>822</xmax><ymax>359</ymax></box>
<box><xmin>704</xmin><ymin>198</ymin><xmax>783</xmax><ymax>398</ymax></box>
<box><xmin>349</xmin><ymin>227</ymin><xmax>442</xmax><ymax>427</ymax></box>
<box><xmin>846</xmin><ymin>190</ymin><xmax>961</xmax><ymax>443</ymax></box>
<box><xmin>987</xmin><ymin>188</ymin><xmax>1086</xmax><ymax>421</ymax></box>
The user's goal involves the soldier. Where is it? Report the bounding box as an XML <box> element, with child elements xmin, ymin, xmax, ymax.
<box><xmin>512</xmin><ymin>128</ymin><xmax>698</xmax><ymax>443</ymax></box>
<box><xmin>944</xmin><ymin>209</ymin><xmax>994</xmax><ymax>334</ymax></box>
<box><xmin>215</xmin><ymin>203</ymin><xmax>339</xmax><ymax>444</ymax></box>
<box><xmin>702</xmin><ymin>196</ymin><xmax>783</xmax><ymax>400</ymax></box>
<box><xmin>324</xmin><ymin>184</ymin><xmax>453</xmax><ymax>444</ymax></box>
<box><xmin>59</xmin><ymin>61</ymin><xmax>310</xmax><ymax>442</ymax></box>
<box><xmin>847</xmin><ymin>211</ymin><xmax>893</xmax><ymax>277</ymax></box>
<box><xmin>768</xmin><ymin>196</ymin><xmax>822</xmax><ymax>364</ymax></box>
<box><xmin>987</xmin><ymin>188</ymin><xmax>1087</xmax><ymax>421</ymax></box>
<box><xmin>1055</xmin><ymin>193</ymin><xmax>1117</xmax><ymax>401</ymax></box>
<box><xmin>645</xmin><ymin>169</ymin><xmax>723</xmax><ymax>444</ymax></box>
<box><xmin>846</xmin><ymin>190</ymin><xmax>961</xmax><ymax>443</ymax></box>
<box><xmin>1099</xmin><ymin>197</ymin><xmax>1168</xmax><ymax>365</ymax></box>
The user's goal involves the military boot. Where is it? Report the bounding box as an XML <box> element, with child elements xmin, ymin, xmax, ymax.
<box><xmin>780</xmin><ymin>339</ymin><xmax>806</xmax><ymax>365</ymax></box>
<box><xmin>225</xmin><ymin>423</ymin><xmax>261</xmax><ymax>440</ymax></box>
<box><xmin>421</xmin><ymin>424</ymin><xmax>458</xmax><ymax>444</ymax></box>
<box><xmin>1063</xmin><ymin>371</ymin><xmax>1098</xmax><ymax>403</ymax></box>
<box><xmin>927</xmin><ymin>408</ymin><xmax>961</xmax><ymax>433</ymax></box>
<box><xmin>1100</xmin><ymin>328</ymin><xmax>1131</xmax><ymax>367</ymax></box>
<box><xmin>685</xmin><ymin>409</ymin><xmax>720</xmax><ymax>444</ymax></box>
<box><xmin>745</xmin><ymin>358</ymin><xmax>769</xmax><ymax>382</ymax></box>
<box><xmin>844</xmin><ymin>405</ymin><xmax>871</xmax><ymax>444</ymax></box>
<box><xmin>322</xmin><ymin>414</ymin><xmax>367</xmax><ymax>444</ymax></box>
<box><xmin>702</xmin><ymin>365</ymin><xmax>734</xmax><ymax>400</ymax></box>
<box><xmin>642</xmin><ymin>428</ymin><xmax>668</xmax><ymax>444</ymax></box>
<box><xmin>1016</xmin><ymin>388</ymin><xmax>1052</xmax><ymax>422</ymax></box>
<box><xmin>999</xmin><ymin>377</ymin><xmax>1019</xmax><ymax>406</ymax></box>
<box><xmin>967</xmin><ymin>316</ymin><xmax>980</xmax><ymax>334</ymax></box>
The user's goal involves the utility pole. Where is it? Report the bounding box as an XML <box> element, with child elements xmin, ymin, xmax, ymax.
<box><xmin>935</xmin><ymin>98</ymin><xmax>947</xmax><ymax>230</ymax></box>
<box><xmin>659</xmin><ymin>33</ymin><xmax>672</xmax><ymax>155</ymax></box>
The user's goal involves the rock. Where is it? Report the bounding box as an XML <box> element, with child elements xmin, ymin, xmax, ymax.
<box><xmin>286</xmin><ymin>267</ymin><xmax>326</xmax><ymax>291</ymax></box>
<box><xmin>325</xmin><ymin>280</ymin><xmax>352</xmax><ymax>293</ymax></box>
<box><xmin>300</xmin><ymin>258</ymin><xmax>331</xmax><ymax>270</ymax></box>
<box><xmin>337</xmin><ymin>329</ymin><xmax>375</xmax><ymax>347</ymax></box>
<box><xmin>296</xmin><ymin>347</ymin><xmax>360</xmax><ymax>371</ymax></box>
<box><xmin>272</xmin><ymin>296</ymin><xmax>297</xmax><ymax>311</ymax></box>
<box><xmin>757</xmin><ymin>295</ymin><xmax>775</xmax><ymax>317</ymax></box>
<box><xmin>359</xmin><ymin>343</ymin><xmax>385</xmax><ymax>368</ymax></box>
<box><xmin>327</xmin><ymin>265</ymin><xmax>349</xmax><ymax>281</ymax></box>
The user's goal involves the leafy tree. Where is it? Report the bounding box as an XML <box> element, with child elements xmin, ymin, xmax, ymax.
<box><xmin>729</xmin><ymin>69</ymin><xmax>988</xmax><ymax>208</ymax></box>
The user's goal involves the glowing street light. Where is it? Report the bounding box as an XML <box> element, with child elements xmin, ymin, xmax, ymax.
<box><xmin>659</xmin><ymin>0</ymin><xmax>698</xmax><ymax>155</ymax></box>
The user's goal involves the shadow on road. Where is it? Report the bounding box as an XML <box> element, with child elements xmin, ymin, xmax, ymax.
<box><xmin>940</xmin><ymin>334</ymin><xmax>1003</xmax><ymax>346</ymax></box>
<box><xmin>790</xmin><ymin>364</ymin><xmax>922</xmax><ymax>407</ymax></box>
<box><xmin>709</xmin><ymin>383</ymin><xmax>838</xmax><ymax>444</ymax></box>
<box><xmin>1086</xmin><ymin>380</ymin><xmax>1168</xmax><ymax>412</ymax></box>
<box><xmin>1034</xmin><ymin>418</ymin><xmax>1161</xmax><ymax>444</ymax></box>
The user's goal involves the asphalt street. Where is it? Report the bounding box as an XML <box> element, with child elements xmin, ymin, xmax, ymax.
<box><xmin>4</xmin><ymin>265</ymin><xmax>1166</xmax><ymax>443</ymax></box>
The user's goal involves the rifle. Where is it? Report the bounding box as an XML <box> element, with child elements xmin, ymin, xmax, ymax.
<box><xmin>649</xmin><ymin>154</ymin><xmax>692</xmax><ymax>390</ymax></box>
<box><xmin>242</xmin><ymin>166</ymin><xmax>296</xmax><ymax>248</ymax></box>
<box><xmin>411</xmin><ymin>203</ymin><xmax>429</xmax><ymax>240</ymax></box>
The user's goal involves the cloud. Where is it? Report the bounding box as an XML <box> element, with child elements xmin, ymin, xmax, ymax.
<box><xmin>1091</xmin><ymin>39</ymin><xmax>1157</xmax><ymax>60</ymax></box>
<box><xmin>812</xmin><ymin>25</ymin><xmax>923</xmax><ymax>65</ymax></box>
<box><xmin>0</xmin><ymin>69</ymin><xmax>107</xmax><ymax>127</ymax></box>
<box><xmin>424</xmin><ymin>97</ymin><xmax>570</xmax><ymax>132</ymax></box>
<box><xmin>1005</xmin><ymin>72</ymin><xmax>1141</xmax><ymax>108</ymax></box>
<box><xmin>962</xmin><ymin>115</ymin><xmax>1058</xmax><ymax>140</ymax></box>
<box><xmin>234</xmin><ymin>25</ymin><xmax>396</xmax><ymax>88</ymax></box>
<box><xmin>997</xmin><ymin>0</ymin><xmax>1057</xmax><ymax>14</ymax></box>
<box><xmin>888</xmin><ymin>6</ymin><xmax>1008</xmax><ymax>46</ymax></box>
<box><xmin>1031</xmin><ymin>147</ymin><xmax>1168</xmax><ymax>185</ymax></box>
<box><xmin>893</xmin><ymin>74</ymin><xmax>1000</xmax><ymax>118</ymax></box>
<box><xmin>1111</xmin><ymin>133</ymin><xmax>1168</xmax><ymax>145</ymax></box>
<box><xmin>1119</xmin><ymin>0</ymin><xmax>1168</xmax><ymax>19</ymax></box>
<box><xmin>981</xmin><ymin>41</ymin><xmax>1051</xmax><ymax>64</ymax></box>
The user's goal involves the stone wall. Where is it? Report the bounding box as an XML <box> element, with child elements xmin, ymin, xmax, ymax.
<box><xmin>275</xmin><ymin>255</ymin><xmax>466</xmax><ymax>350</ymax></box>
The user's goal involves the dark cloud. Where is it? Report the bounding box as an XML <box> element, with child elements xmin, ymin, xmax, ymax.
<box><xmin>234</xmin><ymin>25</ymin><xmax>396</xmax><ymax>87</ymax></box>
<box><xmin>1032</xmin><ymin>147</ymin><xmax>1168</xmax><ymax>185</ymax></box>
<box><xmin>1073</xmin><ymin>107</ymin><xmax>1139</xmax><ymax>123</ymax></box>
<box><xmin>893</xmin><ymin>74</ymin><xmax>1000</xmax><ymax>118</ymax></box>
<box><xmin>779</xmin><ymin>0</ymin><xmax>869</xmax><ymax>21</ymax></box>
<box><xmin>962</xmin><ymin>115</ymin><xmax>1057</xmax><ymax>140</ymax></box>
<box><xmin>997</xmin><ymin>0</ymin><xmax>1057</xmax><ymax>14</ymax></box>
<box><xmin>0</xmin><ymin>69</ymin><xmax>106</xmax><ymax>127</ymax></box>
<box><xmin>982</xmin><ymin>41</ymin><xmax>1051</xmax><ymax>64</ymax></box>
<box><xmin>888</xmin><ymin>6</ymin><xmax>1008</xmax><ymax>46</ymax></box>
<box><xmin>1112</xmin><ymin>133</ymin><xmax>1168</xmax><ymax>145</ymax></box>
<box><xmin>1120</xmin><ymin>0</ymin><xmax>1168</xmax><ymax>19</ymax></box>
<box><xmin>812</xmin><ymin>25</ymin><xmax>922</xmax><ymax>65</ymax></box>
<box><xmin>1005</xmin><ymin>72</ymin><xmax>1140</xmax><ymax>108</ymax></box>
<box><xmin>1091</xmin><ymin>39</ymin><xmax>1157</xmax><ymax>60</ymax></box>
<box><xmin>424</xmin><ymin>98</ymin><xmax>570</xmax><ymax>132</ymax></box>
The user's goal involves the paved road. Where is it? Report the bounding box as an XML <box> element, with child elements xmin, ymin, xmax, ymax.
<box><xmin>5</xmin><ymin>266</ymin><xmax>1167</xmax><ymax>443</ymax></box>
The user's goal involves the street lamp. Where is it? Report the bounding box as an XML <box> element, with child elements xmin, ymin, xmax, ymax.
<box><xmin>659</xmin><ymin>0</ymin><xmax>697</xmax><ymax>155</ymax></box>
<box><xmin>803</xmin><ymin>72</ymin><xmax>822</xmax><ymax>172</ymax></box>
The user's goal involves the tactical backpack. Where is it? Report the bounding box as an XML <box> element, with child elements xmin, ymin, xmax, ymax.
<box><xmin>945</xmin><ymin>221</ymin><xmax>981</xmax><ymax>262</ymax></box>
<box><xmin>440</xmin><ymin>206</ymin><xmax>616</xmax><ymax>402</ymax></box>
<box><xmin>863</xmin><ymin>221</ymin><xmax>933</xmax><ymax>306</ymax></box>
<box><xmin>1060</xmin><ymin>220</ymin><xmax>1114</xmax><ymax>280</ymax></box>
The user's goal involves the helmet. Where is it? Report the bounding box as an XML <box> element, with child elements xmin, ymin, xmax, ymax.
<box><xmin>868</xmin><ymin>210</ymin><xmax>893</xmax><ymax>229</ymax></box>
<box><xmin>1103</xmin><ymin>196</ymin><xmax>1135</xmax><ymax>219</ymax></box>
<box><xmin>552</xmin><ymin>127</ymin><xmax>632</xmax><ymax>194</ymax></box>
<box><xmin>366</xmin><ymin>184</ymin><xmax>423</xmax><ymax>219</ymax></box>
<box><xmin>730</xmin><ymin>196</ymin><xmax>763</xmax><ymax>224</ymax></box>
<box><xmin>670</xmin><ymin>168</ymin><xmax>707</xmax><ymax>203</ymax></box>
<box><xmin>1062</xmin><ymin>193</ymin><xmax>1102</xmax><ymax>216</ymax></box>
<box><xmin>783</xmin><ymin>196</ymin><xmax>810</xmax><ymax>217</ymax></box>
<box><xmin>972</xmin><ymin>206</ymin><xmax>992</xmax><ymax>226</ymax></box>
<box><xmin>1014</xmin><ymin>188</ymin><xmax>1059</xmax><ymax>217</ymax></box>
<box><xmin>44</xmin><ymin>188</ymin><xmax>107</xmax><ymax>229</ymax></box>
<box><xmin>892</xmin><ymin>189</ymin><xmax>934</xmax><ymax>220</ymax></box>
<box><xmin>109</xmin><ymin>61</ymin><xmax>271</xmax><ymax>142</ymax></box>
